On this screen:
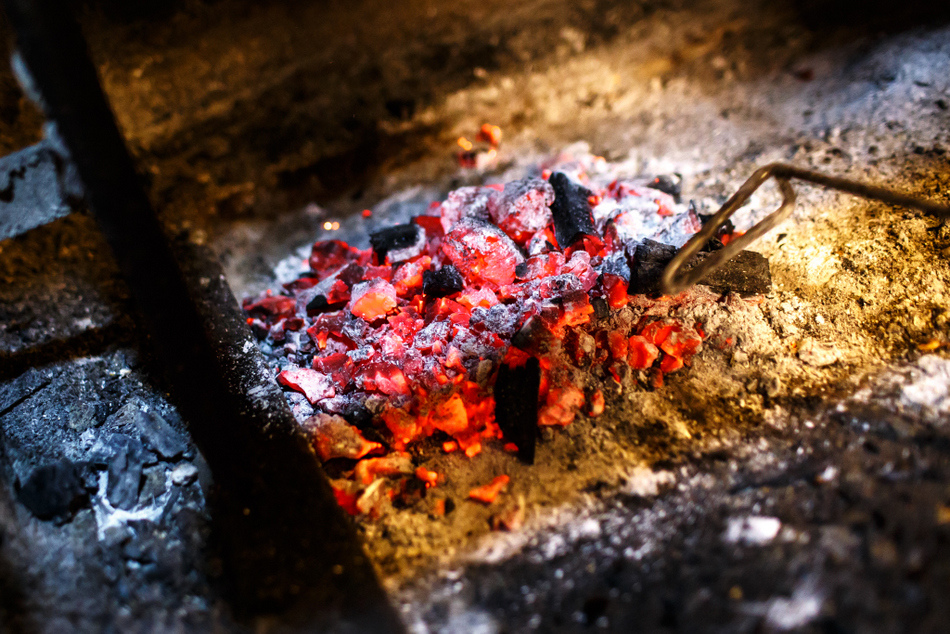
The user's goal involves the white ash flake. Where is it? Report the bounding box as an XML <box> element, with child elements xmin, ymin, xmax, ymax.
<box><xmin>849</xmin><ymin>355</ymin><xmax>950</xmax><ymax>424</ymax></box>
<box><xmin>763</xmin><ymin>577</ymin><xmax>825</xmax><ymax>631</ymax></box>
<box><xmin>723</xmin><ymin>515</ymin><xmax>782</xmax><ymax>545</ymax></box>
<box><xmin>171</xmin><ymin>463</ymin><xmax>199</xmax><ymax>485</ymax></box>
<box><xmin>272</xmin><ymin>243</ymin><xmax>312</xmax><ymax>286</ymax></box>
<box><xmin>92</xmin><ymin>470</ymin><xmax>173</xmax><ymax>541</ymax></box>
<box><xmin>797</xmin><ymin>339</ymin><xmax>841</xmax><ymax>367</ymax></box>
<box><xmin>622</xmin><ymin>466</ymin><xmax>675</xmax><ymax>497</ymax></box>
<box><xmin>898</xmin><ymin>355</ymin><xmax>950</xmax><ymax>421</ymax></box>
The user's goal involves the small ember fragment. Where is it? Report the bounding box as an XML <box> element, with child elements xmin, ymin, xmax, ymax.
<box><xmin>490</xmin><ymin>497</ymin><xmax>526</xmax><ymax>531</ymax></box>
<box><xmin>415</xmin><ymin>466</ymin><xmax>442</xmax><ymax>488</ymax></box>
<box><xmin>588</xmin><ymin>389</ymin><xmax>605</xmax><ymax>416</ymax></box>
<box><xmin>350</xmin><ymin>279</ymin><xmax>398</xmax><ymax>321</ymax></box>
<box><xmin>277</xmin><ymin>368</ymin><xmax>335</xmax><ymax>404</ymax></box>
<box><xmin>355</xmin><ymin>452</ymin><xmax>414</xmax><ymax>485</ymax></box>
<box><xmin>302</xmin><ymin>413</ymin><xmax>382</xmax><ymax>461</ymax></box>
<box><xmin>468</xmin><ymin>475</ymin><xmax>510</xmax><ymax>504</ymax></box>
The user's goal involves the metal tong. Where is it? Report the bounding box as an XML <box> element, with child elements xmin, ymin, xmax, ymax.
<box><xmin>659</xmin><ymin>163</ymin><xmax>950</xmax><ymax>296</ymax></box>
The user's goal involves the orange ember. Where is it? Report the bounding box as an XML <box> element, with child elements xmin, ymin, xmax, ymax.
<box><xmin>468</xmin><ymin>475</ymin><xmax>510</xmax><ymax>504</ymax></box>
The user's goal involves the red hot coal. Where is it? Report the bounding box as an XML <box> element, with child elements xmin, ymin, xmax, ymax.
<box><xmin>243</xmin><ymin>150</ymin><xmax>769</xmax><ymax>516</ymax></box>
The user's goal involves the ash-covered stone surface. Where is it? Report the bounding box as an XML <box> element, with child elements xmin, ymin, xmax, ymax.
<box><xmin>0</xmin><ymin>350</ymin><xmax>219</xmax><ymax>631</ymax></box>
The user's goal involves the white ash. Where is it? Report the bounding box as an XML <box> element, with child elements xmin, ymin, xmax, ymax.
<box><xmin>723</xmin><ymin>516</ymin><xmax>782</xmax><ymax>546</ymax></box>
<box><xmin>797</xmin><ymin>339</ymin><xmax>841</xmax><ymax>367</ymax></box>
<box><xmin>622</xmin><ymin>466</ymin><xmax>676</xmax><ymax>497</ymax></box>
<box><xmin>763</xmin><ymin>577</ymin><xmax>826</xmax><ymax>631</ymax></box>
<box><xmin>847</xmin><ymin>355</ymin><xmax>950</xmax><ymax>423</ymax></box>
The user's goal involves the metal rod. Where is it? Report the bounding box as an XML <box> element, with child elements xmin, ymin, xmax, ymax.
<box><xmin>660</xmin><ymin>162</ymin><xmax>950</xmax><ymax>296</ymax></box>
<box><xmin>0</xmin><ymin>0</ymin><xmax>402</xmax><ymax>629</ymax></box>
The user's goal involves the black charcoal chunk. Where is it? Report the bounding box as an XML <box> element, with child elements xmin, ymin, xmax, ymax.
<box><xmin>628</xmin><ymin>240</ymin><xmax>677</xmax><ymax>295</ymax></box>
<box><xmin>647</xmin><ymin>174</ymin><xmax>683</xmax><ymax>201</ymax></box>
<box><xmin>423</xmin><ymin>265</ymin><xmax>464</xmax><ymax>298</ymax></box>
<box><xmin>700</xmin><ymin>237</ymin><xmax>725</xmax><ymax>252</ymax></box>
<box><xmin>306</xmin><ymin>295</ymin><xmax>331</xmax><ymax>313</ymax></box>
<box><xmin>15</xmin><ymin>460</ymin><xmax>90</xmax><ymax>522</ymax></box>
<box><xmin>306</xmin><ymin>294</ymin><xmax>347</xmax><ymax>314</ymax></box>
<box><xmin>629</xmin><ymin>238</ymin><xmax>771</xmax><ymax>296</ymax></box>
<box><xmin>106</xmin><ymin>435</ymin><xmax>145</xmax><ymax>510</ymax></box>
<box><xmin>591</xmin><ymin>296</ymin><xmax>610</xmax><ymax>320</ymax></box>
<box><xmin>369</xmin><ymin>223</ymin><xmax>424</xmax><ymax>263</ymax></box>
<box><xmin>511</xmin><ymin>315</ymin><xmax>545</xmax><ymax>352</ymax></box>
<box><xmin>494</xmin><ymin>357</ymin><xmax>540</xmax><ymax>464</ymax></box>
<box><xmin>514</xmin><ymin>261</ymin><xmax>528</xmax><ymax>279</ymax></box>
<box><xmin>548</xmin><ymin>172</ymin><xmax>595</xmax><ymax>249</ymax></box>
<box><xmin>127</xmin><ymin>407</ymin><xmax>187</xmax><ymax>460</ymax></box>
<box><xmin>698</xmin><ymin>211</ymin><xmax>736</xmax><ymax>240</ymax></box>
<box><xmin>693</xmin><ymin>250</ymin><xmax>771</xmax><ymax>295</ymax></box>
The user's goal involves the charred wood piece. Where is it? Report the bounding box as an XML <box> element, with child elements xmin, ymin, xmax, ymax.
<box><xmin>369</xmin><ymin>223</ymin><xmax>424</xmax><ymax>263</ymax></box>
<box><xmin>105</xmin><ymin>434</ymin><xmax>146</xmax><ymax>510</ymax></box>
<box><xmin>630</xmin><ymin>239</ymin><xmax>771</xmax><ymax>296</ymax></box>
<box><xmin>422</xmin><ymin>265</ymin><xmax>464</xmax><ymax>298</ymax></box>
<box><xmin>511</xmin><ymin>315</ymin><xmax>546</xmax><ymax>353</ymax></box>
<box><xmin>15</xmin><ymin>460</ymin><xmax>91</xmax><ymax>522</ymax></box>
<box><xmin>646</xmin><ymin>174</ymin><xmax>682</xmax><ymax>202</ymax></box>
<box><xmin>306</xmin><ymin>294</ymin><xmax>345</xmax><ymax>314</ymax></box>
<box><xmin>548</xmin><ymin>172</ymin><xmax>595</xmax><ymax>248</ymax></box>
<box><xmin>494</xmin><ymin>357</ymin><xmax>540</xmax><ymax>464</ymax></box>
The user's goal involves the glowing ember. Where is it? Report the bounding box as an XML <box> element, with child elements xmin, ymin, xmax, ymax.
<box><xmin>244</xmin><ymin>148</ymin><xmax>759</xmax><ymax>517</ymax></box>
<box><xmin>468</xmin><ymin>475</ymin><xmax>510</xmax><ymax>504</ymax></box>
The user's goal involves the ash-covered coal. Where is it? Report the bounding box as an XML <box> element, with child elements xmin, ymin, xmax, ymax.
<box><xmin>15</xmin><ymin>460</ymin><xmax>93</xmax><ymax>523</ymax></box>
<box><xmin>244</xmin><ymin>148</ymin><xmax>772</xmax><ymax>518</ymax></box>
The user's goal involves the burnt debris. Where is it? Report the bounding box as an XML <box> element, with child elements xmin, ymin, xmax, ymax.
<box><xmin>692</xmin><ymin>250</ymin><xmax>772</xmax><ymax>296</ymax></box>
<box><xmin>112</xmin><ymin>401</ymin><xmax>189</xmax><ymax>461</ymax></box>
<box><xmin>369</xmin><ymin>223</ymin><xmax>424</xmax><ymax>263</ymax></box>
<box><xmin>422</xmin><ymin>265</ymin><xmax>464</xmax><ymax>298</ymax></box>
<box><xmin>647</xmin><ymin>174</ymin><xmax>682</xmax><ymax>202</ymax></box>
<box><xmin>106</xmin><ymin>434</ymin><xmax>146</xmax><ymax>510</ymax></box>
<box><xmin>630</xmin><ymin>239</ymin><xmax>771</xmax><ymax>296</ymax></box>
<box><xmin>494</xmin><ymin>358</ymin><xmax>541</xmax><ymax>464</ymax></box>
<box><xmin>629</xmin><ymin>240</ymin><xmax>678</xmax><ymax>295</ymax></box>
<box><xmin>15</xmin><ymin>460</ymin><xmax>92</xmax><ymax>522</ymax></box>
<box><xmin>548</xmin><ymin>172</ymin><xmax>595</xmax><ymax>248</ymax></box>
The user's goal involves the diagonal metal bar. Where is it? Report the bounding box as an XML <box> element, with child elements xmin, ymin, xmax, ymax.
<box><xmin>0</xmin><ymin>0</ymin><xmax>403</xmax><ymax>629</ymax></box>
<box><xmin>660</xmin><ymin>162</ymin><xmax>950</xmax><ymax>296</ymax></box>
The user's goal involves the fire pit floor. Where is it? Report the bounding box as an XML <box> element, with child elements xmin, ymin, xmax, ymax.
<box><xmin>2</xmin><ymin>0</ymin><xmax>950</xmax><ymax>631</ymax></box>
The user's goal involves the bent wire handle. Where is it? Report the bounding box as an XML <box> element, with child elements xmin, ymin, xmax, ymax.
<box><xmin>660</xmin><ymin>162</ymin><xmax>950</xmax><ymax>296</ymax></box>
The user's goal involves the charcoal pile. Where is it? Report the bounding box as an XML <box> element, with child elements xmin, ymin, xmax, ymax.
<box><xmin>243</xmin><ymin>150</ymin><xmax>772</xmax><ymax>517</ymax></box>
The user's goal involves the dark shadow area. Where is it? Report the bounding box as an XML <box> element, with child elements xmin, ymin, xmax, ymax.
<box><xmin>794</xmin><ymin>0</ymin><xmax>950</xmax><ymax>32</ymax></box>
<box><xmin>0</xmin><ymin>321</ymin><xmax>134</xmax><ymax>384</ymax></box>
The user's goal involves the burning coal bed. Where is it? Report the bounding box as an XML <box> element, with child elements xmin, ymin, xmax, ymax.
<box><xmin>243</xmin><ymin>148</ymin><xmax>770</xmax><ymax>527</ymax></box>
